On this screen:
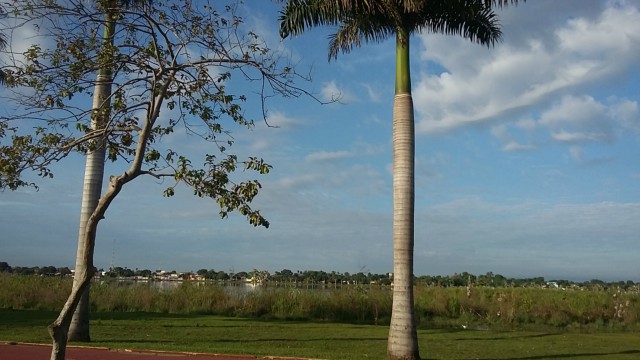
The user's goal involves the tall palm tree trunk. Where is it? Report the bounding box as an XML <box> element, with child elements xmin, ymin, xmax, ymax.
<box><xmin>388</xmin><ymin>29</ymin><xmax>419</xmax><ymax>360</ymax></box>
<box><xmin>67</xmin><ymin>12</ymin><xmax>115</xmax><ymax>342</ymax></box>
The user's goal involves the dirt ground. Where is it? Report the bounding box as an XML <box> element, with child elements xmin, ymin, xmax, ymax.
<box><xmin>0</xmin><ymin>342</ymin><xmax>318</xmax><ymax>360</ymax></box>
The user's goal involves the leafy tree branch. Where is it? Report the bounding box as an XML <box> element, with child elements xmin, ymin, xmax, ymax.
<box><xmin>0</xmin><ymin>1</ymin><xmax>326</xmax><ymax>358</ymax></box>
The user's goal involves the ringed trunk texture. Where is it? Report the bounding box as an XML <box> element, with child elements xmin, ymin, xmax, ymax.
<box><xmin>388</xmin><ymin>29</ymin><xmax>419</xmax><ymax>360</ymax></box>
<box><xmin>67</xmin><ymin>72</ymin><xmax>111</xmax><ymax>342</ymax></box>
<box><xmin>68</xmin><ymin>11</ymin><xmax>115</xmax><ymax>341</ymax></box>
<box><xmin>51</xmin><ymin>69</ymin><xmax>110</xmax><ymax>355</ymax></box>
<box><xmin>387</xmin><ymin>93</ymin><xmax>419</xmax><ymax>360</ymax></box>
<box><xmin>67</xmin><ymin>146</ymin><xmax>105</xmax><ymax>341</ymax></box>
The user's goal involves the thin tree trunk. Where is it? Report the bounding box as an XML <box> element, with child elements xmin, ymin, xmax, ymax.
<box><xmin>48</xmin><ymin>274</ymin><xmax>93</xmax><ymax>360</ymax></box>
<box><xmin>48</xmin><ymin>173</ymin><xmax>123</xmax><ymax>360</ymax></box>
<box><xmin>388</xmin><ymin>30</ymin><xmax>420</xmax><ymax>360</ymax></box>
<box><xmin>67</xmin><ymin>134</ymin><xmax>106</xmax><ymax>341</ymax></box>
<box><xmin>68</xmin><ymin>11</ymin><xmax>116</xmax><ymax>343</ymax></box>
<box><xmin>49</xmin><ymin>66</ymin><xmax>173</xmax><ymax>360</ymax></box>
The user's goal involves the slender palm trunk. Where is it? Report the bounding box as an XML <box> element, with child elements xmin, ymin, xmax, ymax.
<box><xmin>67</xmin><ymin>117</ymin><xmax>106</xmax><ymax>341</ymax></box>
<box><xmin>67</xmin><ymin>12</ymin><xmax>116</xmax><ymax>342</ymax></box>
<box><xmin>388</xmin><ymin>30</ymin><xmax>419</xmax><ymax>360</ymax></box>
<box><xmin>47</xmin><ymin>63</ymin><xmax>168</xmax><ymax>360</ymax></box>
<box><xmin>48</xmin><ymin>160</ymin><xmax>126</xmax><ymax>360</ymax></box>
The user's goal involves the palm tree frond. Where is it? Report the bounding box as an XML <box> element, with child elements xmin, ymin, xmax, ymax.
<box><xmin>280</xmin><ymin>0</ymin><xmax>396</xmax><ymax>60</ymax></box>
<box><xmin>484</xmin><ymin>0</ymin><xmax>524</xmax><ymax>8</ymax></box>
<box><xmin>279</xmin><ymin>0</ymin><xmax>401</xmax><ymax>39</ymax></box>
<box><xmin>413</xmin><ymin>0</ymin><xmax>503</xmax><ymax>47</ymax></box>
<box><xmin>328</xmin><ymin>15</ymin><xmax>395</xmax><ymax>60</ymax></box>
<box><xmin>279</xmin><ymin>0</ymin><xmax>343</xmax><ymax>39</ymax></box>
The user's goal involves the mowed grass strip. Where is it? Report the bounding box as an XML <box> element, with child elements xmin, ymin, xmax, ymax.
<box><xmin>1</xmin><ymin>309</ymin><xmax>639</xmax><ymax>360</ymax></box>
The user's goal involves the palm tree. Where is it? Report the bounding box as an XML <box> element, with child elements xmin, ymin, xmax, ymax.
<box><xmin>67</xmin><ymin>8</ymin><xmax>114</xmax><ymax>343</ymax></box>
<box><xmin>68</xmin><ymin>0</ymin><xmax>149</xmax><ymax>342</ymax></box>
<box><xmin>280</xmin><ymin>1</ymin><xmax>519</xmax><ymax>359</ymax></box>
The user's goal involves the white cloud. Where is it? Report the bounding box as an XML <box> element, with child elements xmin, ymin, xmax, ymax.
<box><xmin>320</xmin><ymin>80</ymin><xmax>356</xmax><ymax>103</ymax></box>
<box><xmin>305</xmin><ymin>150</ymin><xmax>353</xmax><ymax>162</ymax></box>
<box><xmin>551</xmin><ymin>131</ymin><xmax>608</xmax><ymax>143</ymax></box>
<box><xmin>568</xmin><ymin>145</ymin><xmax>584</xmax><ymax>163</ymax></box>
<box><xmin>1</xmin><ymin>19</ymin><xmax>50</xmax><ymax>63</ymax></box>
<box><xmin>610</xmin><ymin>98</ymin><xmax>640</xmax><ymax>133</ymax></box>
<box><xmin>305</xmin><ymin>141</ymin><xmax>386</xmax><ymax>163</ymax></box>
<box><xmin>362</xmin><ymin>83</ymin><xmax>382</xmax><ymax>103</ymax></box>
<box><xmin>264</xmin><ymin>111</ymin><xmax>304</xmax><ymax>129</ymax></box>
<box><xmin>503</xmin><ymin>141</ymin><xmax>537</xmax><ymax>152</ymax></box>
<box><xmin>274</xmin><ymin>173</ymin><xmax>322</xmax><ymax>190</ymax></box>
<box><xmin>538</xmin><ymin>94</ymin><xmax>613</xmax><ymax>143</ymax></box>
<box><xmin>491</xmin><ymin>124</ymin><xmax>537</xmax><ymax>152</ymax></box>
<box><xmin>565</xmin><ymin>144</ymin><xmax>612</xmax><ymax>166</ymax></box>
<box><xmin>539</xmin><ymin>95</ymin><xmax>606</xmax><ymax>127</ymax></box>
<box><xmin>534</xmin><ymin>94</ymin><xmax>640</xmax><ymax>146</ymax></box>
<box><xmin>413</xmin><ymin>2</ymin><xmax>640</xmax><ymax>134</ymax></box>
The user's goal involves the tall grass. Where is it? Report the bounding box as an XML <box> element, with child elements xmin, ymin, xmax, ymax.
<box><xmin>0</xmin><ymin>274</ymin><xmax>70</xmax><ymax>310</ymax></box>
<box><xmin>414</xmin><ymin>286</ymin><xmax>640</xmax><ymax>331</ymax></box>
<box><xmin>1</xmin><ymin>274</ymin><xmax>637</xmax><ymax>331</ymax></box>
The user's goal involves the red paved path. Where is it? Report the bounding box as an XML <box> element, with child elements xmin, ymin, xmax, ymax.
<box><xmin>0</xmin><ymin>342</ymin><xmax>317</xmax><ymax>360</ymax></box>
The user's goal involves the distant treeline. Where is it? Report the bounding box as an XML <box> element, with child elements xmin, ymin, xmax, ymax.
<box><xmin>0</xmin><ymin>261</ymin><xmax>637</xmax><ymax>289</ymax></box>
<box><xmin>0</xmin><ymin>262</ymin><xmax>72</xmax><ymax>276</ymax></box>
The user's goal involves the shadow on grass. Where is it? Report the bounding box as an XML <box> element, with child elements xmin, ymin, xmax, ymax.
<box><xmin>91</xmin><ymin>312</ymin><xmax>203</xmax><ymax>321</ymax></box>
<box><xmin>454</xmin><ymin>332</ymin><xmax>561</xmax><ymax>341</ymax></box>
<box><xmin>496</xmin><ymin>349</ymin><xmax>640</xmax><ymax>359</ymax></box>
<box><xmin>417</xmin><ymin>349</ymin><xmax>640</xmax><ymax>360</ymax></box>
<box><xmin>0</xmin><ymin>309</ymin><xmax>58</xmax><ymax>326</ymax></box>
<box><xmin>0</xmin><ymin>309</ymin><xmax>204</xmax><ymax>324</ymax></box>
<box><xmin>1</xmin><ymin>309</ymin><xmax>384</xmax><ymax>333</ymax></box>
<box><xmin>97</xmin><ymin>336</ymin><xmax>388</xmax><ymax>344</ymax></box>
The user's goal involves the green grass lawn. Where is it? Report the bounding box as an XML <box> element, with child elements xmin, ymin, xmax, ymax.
<box><xmin>1</xmin><ymin>309</ymin><xmax>639</xmax><ymax>359</ymax></box>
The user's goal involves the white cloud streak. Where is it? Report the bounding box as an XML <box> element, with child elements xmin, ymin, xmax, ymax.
<box><xmin>414</xmin><ymin>2</ymin><xmax>640</xmax><ymax>135</ymax></box>
<box><xmin>305</xmin><ymin>150</ymin><xmax>353</xmax><ymax>162</ymax></box>
<box><xmin>320</xmin><ymin>80</ymin><xmax>356</xmax><ymax>103</ymax></box>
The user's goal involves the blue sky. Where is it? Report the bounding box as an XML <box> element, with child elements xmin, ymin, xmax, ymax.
<box><xmin>1</xmin><ymin>0</ymin><xmax>639</xmax><ymax>281</ymax></box>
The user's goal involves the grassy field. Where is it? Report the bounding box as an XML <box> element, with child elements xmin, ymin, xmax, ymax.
<box><xmin>1</xmin><ymin>274</ymin><xmax>639</xmax><ymax>359</ymax></box>
<box><xmin>1</xmin><ymin>309</ymin><xmax>639</xmax><ymax>360</ymax></box>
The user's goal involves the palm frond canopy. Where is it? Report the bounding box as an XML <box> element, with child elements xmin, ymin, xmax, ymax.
<box><xmin>279</xmin><ymin>0</ymin><xmax>506</xmax><ymax>59</ymax></box>
<box><xmin>484</xmin><ymin>0</ymin><xmax>523</xmax><ymax>7</ymax></box>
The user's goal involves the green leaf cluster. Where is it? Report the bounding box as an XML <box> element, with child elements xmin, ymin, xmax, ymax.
<box><xmin>1</xmin><ymin>0</ymin><xmax>311</xmax><ymax>227</ymax></box>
